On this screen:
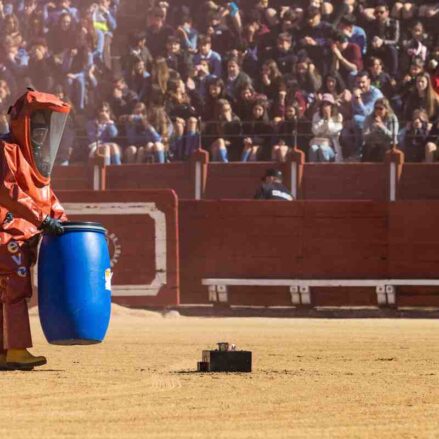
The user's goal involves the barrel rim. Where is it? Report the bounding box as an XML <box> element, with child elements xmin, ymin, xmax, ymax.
<box><xmin>61</xmin><ymin>221</ymin><xmax>107</xmax><ymax>233</ymax></box>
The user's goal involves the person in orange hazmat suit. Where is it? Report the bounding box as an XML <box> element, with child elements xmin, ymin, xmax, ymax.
<box><xmin>0</xmin><ymin>89</ymin><xmax>70</xmax><ymax>370</ymax></box>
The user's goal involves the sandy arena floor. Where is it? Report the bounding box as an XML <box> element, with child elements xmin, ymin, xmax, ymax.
<box><xmin>1</xmin><ymin>306</ymin><xmax>439</xmax><ymax>438</ymax></box>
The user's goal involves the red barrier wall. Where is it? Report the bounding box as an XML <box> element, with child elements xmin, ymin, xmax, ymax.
<box><xmin>388</xmin><ymin>202</ymin><xmax>439</xmax><ymax>306</ymax></box>
<box><xmin>51</xmin><ymin>162</ymin><xmax>439</xmax><ymax>201</ymax></box>
<box><xmin>57</xmin><ymin>190</ymin><xmax>179</xmax><ymax>307</ymax></box>
<box><xmin>399</xmin><ymin>164</ymin><xmax>439</xmax><ymax>200</ymax></box>
<box><xmin>179</xmin><ymin>200</ymin><xmax>439</xmax><ymax>307</ymax></box>
<box><xmin>106</xmin><ymin>163</ymin><xmax>194</xmax><ymax>198</ymax></box>
<box><xmin>302</xmin><ymin>163</ymin><xmax>387</xmax><ymax>200</ymax></box>
<box><xmin>51</xmin><ymin>165</ymin><xmax>94</xmax><ymax>191</ymax></box>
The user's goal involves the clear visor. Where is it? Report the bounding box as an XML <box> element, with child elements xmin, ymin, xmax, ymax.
<box><xmin>30</xmin><ymin>110</ymin><xmax>68</xmax><ymax>177</ymax></box>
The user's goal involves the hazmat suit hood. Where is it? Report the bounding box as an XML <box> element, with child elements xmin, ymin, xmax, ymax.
<box><xmin>9</xmin><ymin>90</ymin><xmax>71</xmax><ymax>183</ymax></box>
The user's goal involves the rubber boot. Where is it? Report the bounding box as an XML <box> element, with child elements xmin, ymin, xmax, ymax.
<box><xmin>6</xmin><ymin>349</ymin><xmax>47</xmax><ymax>370</ymax></box>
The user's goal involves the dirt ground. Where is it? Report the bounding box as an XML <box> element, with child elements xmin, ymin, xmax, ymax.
<box><xmin>1</xmin><ymin>306</ymin><xmax>439</xmax><ymax>438</ymax></box>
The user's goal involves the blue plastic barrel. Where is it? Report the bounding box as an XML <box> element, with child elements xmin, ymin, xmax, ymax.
<box><xmin>38</xmin><ymin>221</ymin><xmax>112</xmax><ymax>345</ymax></box>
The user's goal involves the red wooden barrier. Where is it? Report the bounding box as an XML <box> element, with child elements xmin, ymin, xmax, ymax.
<box><xmin>58</xmin><ymin>190</ymin><xmax>179</xmax><ymax>307</ymax></box>
<box><xmin>51</xmin><ymin>160</ymin><xmax>439</xmax><ymax>201</ymax></box>
<box><xmin>106</xmin><ymin>163</ymin><xmax>194</xmax><ymax>198</ymax></box>
<box><xmin>51</xmin><ymin>165</ymin><xmax>95</xmax><ymax>191</ymax></box>
<box><xmin>302</xmin><ymin>163</ymin><xmax>387</xmax><ymax>200</ymax></box>
<box><xmin>388</xmin><ymin>202</ymin><xmax>439</xmax><ymax>306</ymax></box>
<box><xmin>399</xmin><ymin>164</ymin><xmax>439</xmax><ymax>200</ymax></box>
<box><xmin>179</xmin><ymin>200</ymin><xmax>439</xmax><ymax>307</ymax></box>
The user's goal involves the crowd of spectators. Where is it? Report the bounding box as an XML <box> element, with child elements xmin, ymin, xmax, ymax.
<box><xmin>1</xmin><ymin>0</ymin><xmax>439</xmax><ymax>164</ymax></box>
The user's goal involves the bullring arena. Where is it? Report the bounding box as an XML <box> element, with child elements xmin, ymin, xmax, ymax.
<box><xmin>2</xmin><ymin>307</ymin><xmax>439</xmax><ymax>438</ymax></box>
<box><xmin>3</xmin><ymin>158</ymin><xmax>439</xmax><ymax>437</ymax></box>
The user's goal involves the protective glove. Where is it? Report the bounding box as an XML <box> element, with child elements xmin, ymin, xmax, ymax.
<box><xmin>39</xmin><ymin>216</ymin><xmax>64</xmax><ymax>236</ymax></box>
<box><xmin>3</xmin><ymin>212</ymin><xmax>13</xmax><ymax>224</ymax></box>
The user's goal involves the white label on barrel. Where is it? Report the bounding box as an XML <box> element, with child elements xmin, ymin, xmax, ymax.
<box><xmin>105</xmin><ymin>269</ymin><xmax>113</xmax><ymax>291</ymax></box>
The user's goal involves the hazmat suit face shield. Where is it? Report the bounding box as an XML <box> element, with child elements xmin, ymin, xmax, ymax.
<box><xmin>30</xmin><ymin>109</ymin><xmax>68</xmax><ymax>177</ymax></box>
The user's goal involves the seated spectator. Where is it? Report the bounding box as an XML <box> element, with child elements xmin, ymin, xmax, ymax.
<box><xmin>262</xmin><ymin>32</ymin><xmax>298</xmax><ymax>74</ymax></box>
<box><xmin>330</xmin><ymin>31</ymin><xmax>363</xmax><ymax>87</ymax></box>
<box><xmin>399</xmin><ymin>20</ymin><xmax>428</xmax><ymax>75</ymax></box>
<box><xmin>165</xmin><ymin>35</ymin><xmax>192</xmax><ymax>81</ymax></box>
<box><xmin>18</xmin><ymin>0</ymin><xmax>40</xmax><ymax>41</ymax></box>
<box><xmin>43</xmin><ymin>0</ymin><xmax>79</xmax><ymax>27</ymax></box>
<box><xmin>165</xmin><ymin>78</ymin><xmax>199</xmax><ymax>122</ymax></box>
<box><xmin>108</xmin><ymin>76</ymin><xmax>139</xmax><ymax>119</ymax></box>
<box><xmin>425</xmin><ymin>118</ymin><xmax>439</xmax><ymax>162</ymax></box>
<box><xmin>193</xmin><ymin>34</ymin><xmax>222</xmax><ymax>78</ymax></box>
<box><xmin>191</xmin><ymin>59</ymin><xmax>215</xmax><ymax>101</ymax></box>
<box><xmin>62</xmin><ymin>26</ymin><xmax>94</xmax><ymax>112</ymax></box>
<box><xmin>127</xmin><ymin>58</ymin><xmax>151</xmax><ymax>102</ymax></box>
<box><xmin>205</xmin><ymin>8</ymin><xmax>235</xmax><ymax>56</ymax></box>
<box><xmin>392</xmin><ymin>57</ymin><xmax>425</xmax><ymax>115</ymax></box>
<box><xmin>362</xmin><ymin>97</ymin><xmax>398</xmax><ymax>162</ymax></box>
<box><xmin>203</xmin><ymin>98</ymin><xmax>242</xmax><ymax>162</ymax></box>
<box><xmin>290</xmin><ymin>56</ymin><xmax>322</xmax><ymax>105</ymax></box>
<box><xmin>121</xmin><ymin>31</ymin><xmax>153</xmax><ymax>76</ymax></box>
<box><xmin>21</xmin><ymin>7</ymin><xmax>46</xmax><ymax>43</ymax></box>
<box><xmin>368</xmin><ymin>56</ymin><xmax>394</xmax><ymax>99</ymax></box>
<box><xmin>175</xmin><ymin>12</ymin><xmax>198</xmax><ymax>53</ymax></box>
<box><xmin>343</xmin><ymin>70</ymin><xmax>383</xmax><ymax>160</ymax></box>
<box><xmin>299</xmin><ymin>6</ymin><xmax>333</xmax><ymax>76</ymax></box>
<box><xmin>1</xmin><ymin>35</ymin><xmax>28</xmax><ymax>85</ymax></box>
<box><xmin>0</xmin><ymin>13</ymin><xmax>24</xmax><ymax>48</ymax></box>
<box><xmin>225</xmin><ymin>56</ymin><xmax>252</xmax><ymax>105</ymax></box>
<box><xmin>367</xmin><ymin>2</ymin><xmax>399</xmax><ymax>77</ymax></box>
<box><xmin>234</xmin><ymin>83</ymin><xmax>266</xmax><ymax>122</ymax></box>
<box><xmin>201</xmin><ymin>76</ymin><xmax>225</xmax><ymax>121</ymax></box>
<box><xmin>309</xmin><ymin>93</ymin><xmax>343</xmax><ymax>162</ymax></box>
<box><xmin>272</xmin><ymin>100</ymin><xmax>308</xmax><ymax>162</ymax></box>
<box><xmin>259</xmin><ymin>59</ymin><xmax>285</xmax><ymax>103</ymax></box>
<box><xmin>403</xmin><ymin>72</ymin><xmax>439</xmax><ymax>122</ymax></box>
<box><xmin>47</xmin><ymin>12</ymin><xmax>77</xmax><ymax>59</ymax></box>
<box><xmin>91</xmin><ymin>0</ymin><xmax>117</xmax><ymax>64</ymax></box>
<box><xmin>86</xmin><ymin>102</ymin><xmax>121</xmax><ymax>165</ymax></box>
<box><xmin>170</xmin><ymin>116</ymin><xmax>199</xmax><ymax>161</ymax></box>
<box><xmin>24</xmin><ymin>40</ymin><xmax>56</xmax><ymax>92</ymax></box>
<box><xmin>121</xmin><ymin>102</ymin><xmax>166</xmax><ymax>164</ymax></box>
<box><xmin>242</xmin><ymin>99</ymin><xmax>273</xmax><ymax>161</ymax></box>
<box><xmin>145</xmin><ymin>6</ymin><xmax>175</xmax><ymax>58</ymax></box>
<box><xmin>338</xmin><ymin>14</ymin><xmax>367</xmax><ymax>55</ymax></box>
<box><xmin>399</xmin><ymin>109</ymin><xmax>433</xmax><ymax>162</ymax></box>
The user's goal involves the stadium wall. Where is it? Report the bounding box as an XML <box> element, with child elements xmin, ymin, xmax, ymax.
<box><xmin>45</xmin><ymin>190</ymin><xmax>439</xmax><ymax>309</ymax></box>
<box><xmin>179</xmin><ymin>200</ymin><xmax>439</xmax><ymax>308</ymax></box>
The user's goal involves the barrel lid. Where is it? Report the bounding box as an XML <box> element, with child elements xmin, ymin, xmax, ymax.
<box><xmin>61</xmin><ymin>221</ymin><xmax>107</xmax><ymax>234</ymax></box>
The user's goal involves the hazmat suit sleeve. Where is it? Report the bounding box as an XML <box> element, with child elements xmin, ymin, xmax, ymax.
<box><xmin>0</xmin><ymin>142</ymin><xmax>48</xmax><ymax>227</ymax></box>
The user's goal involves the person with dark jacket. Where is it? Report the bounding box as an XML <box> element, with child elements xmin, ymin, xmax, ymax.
<box><xmin>242</xmin><ymin>99</ymin><xmax>273</xmax><ymax>161</ymax></box>
<box><xmin>224</xmin><ymin>57</ymin><xmax>252</xmax><ymax>105</ymax></box>
<box><xmin>254</xmin><ymin>168</ymin><xmax>294</xmax><ymax>200</ymax></box>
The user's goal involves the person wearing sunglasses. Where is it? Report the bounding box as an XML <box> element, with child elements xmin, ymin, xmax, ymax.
<box><xmin>362</xmin><ymin>97</ymin><xmax>398</xmax><ymax>162</ymax></box>
<box><xmin>368</xmin><ymin>3</ymin><xmax>400</xmax><ymax>77</ymax></box>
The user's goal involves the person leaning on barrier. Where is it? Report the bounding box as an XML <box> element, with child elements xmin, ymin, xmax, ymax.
<box><xmin>254</xmin><ymin>169</ymin><xmax>294</xmax><ymax>201</ymax></box>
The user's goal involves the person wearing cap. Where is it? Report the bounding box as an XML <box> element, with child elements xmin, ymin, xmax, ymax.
<box><xmin>309</xmin><ymin>93</ymin><xmax>343</xmax><ymax>162</ymax></box>
<box><xmin>254</xmin><ymin>169</ymin><xmax>294</xmax><ymax>201</ymax></box>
